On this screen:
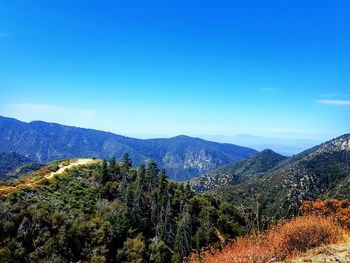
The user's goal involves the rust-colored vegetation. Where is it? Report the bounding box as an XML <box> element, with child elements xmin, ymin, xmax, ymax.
<box><xmin>188</xmin><ymin>200</ymin><xmax>350</xmax><ymax>263</ymax></box>
<box><xmin>301</xmin><ymin>199</ymin><xmax>350</xmax><ymax>229</ymax></box>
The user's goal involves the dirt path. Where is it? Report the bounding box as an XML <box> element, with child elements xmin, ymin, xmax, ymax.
<box><xmin>277</xmin><ymin>240</ymin><xmax>350</xmax><ymax>263</ymax></box>
<box><xmin>45</xmin><ymin>158</ymin><xmax>99</xmax><ymax>179</ymax></box>
<box><xmin>0</xmin><ymin>158</ymin><xmax>100</xmax><ymax>196</ymax></box>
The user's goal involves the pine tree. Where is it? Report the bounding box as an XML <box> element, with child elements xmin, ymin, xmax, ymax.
<box><xmin>157</xmin><ymin>198</ymin><xmax>174</xmax><ymax>245</ymax></box>
<box><xmin>174</xmin><ymin>204</ymin><xmax>192</xmax><ymax>261</ymax></box>
<box><xmin>132</xmin><ymin>166</ymin><xmax>147</xmax><ymax>226</ymax></box>
<box><xmin>137</xmin><ymin>164</ymin><xmax>146</xmax><ymax>191</ymax></box>
<box><xmin>184</xmin><ymin>181</ymin><xmax>193</xmax><ymax>199</ymax></box>
<box><xmin>101</xmin><ymin>159</ymin><xmax>109</xmax><ymax>183</ymax></box>
<box><xmin>122</xmin><ymin>153</ymin><xmax>132</xmax><ymax>169</ymax></box>
<box><xmin>146</xmin><ymin>161</ymin><xmax>159</xmax><ymax>191</ymax></box>
<box><xmin>109</xmin><ymin>157</ymin><xmax>120</xmax><ymax>179</ymax></box>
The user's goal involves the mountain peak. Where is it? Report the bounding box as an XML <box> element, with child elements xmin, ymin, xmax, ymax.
<box><xmin>0</xmin><ymin>115</ymin><xmax>257</xmax><ymax>181</ymax></box>
<box><xmin>171</xmin><ymin>135</ymin><xmax>193</xmax><ymax>140</ymax></box>
<box><xmin>259</xmin><ymin>148</ymin><xmax>283</xmax><ymax>156</ymax></box>
<box><xmin>325</xmin><ymin>133</ymin><xmax>350</xmax><ymax>150</ymax></box>
<box><xmin>191</xmin><ymin>147</ymin><xmax>287</xmax><ymax>192</ymax></box>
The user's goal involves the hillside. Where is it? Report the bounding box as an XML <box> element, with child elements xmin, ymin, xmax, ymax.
<box><xmin>189</xmin><ymin>199</ymin><xmax>350</xmax><ymax>263</ymax></box>
<box><xmin>0</xmin><ymin>157</ymin><xmax>246</xmax><ymax>262</ymax></box>
<box><xmin>0</xmin><ymin>152</ymin><xmax>42</xmax><ymax>181</ymax></box>
<box><xmin>0</xmin><ymin>116</ymin><xmax>257</xmax><ymax>181</ymax></box>
<box><xmin>191</xmin><ymin>149</ymin><xmax>287</xmax><ymax>192</ymax></box>
<box><xmin>277</xmin><ymin>238</ymin><xmax>350</xmax><ymax>263</ymax></box>
<box><xmin>0</xmin><ymin>152</ymin><xmax>31</xmax><ymax>175</ymax></box>
<box><xmin>213</xmin><ymin>133</ymin><xmax>350</xmax><ymax>220</ymax></box>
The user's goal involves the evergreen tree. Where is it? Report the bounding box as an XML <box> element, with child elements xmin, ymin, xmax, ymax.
<box><xmin>125</xmin><ymin>184</ymin><xmax>134</xmax><ymax>221</ymax></box>
<box><xmin>122</xmin><ymin>153</ymin><xmax>132</xmax><ymax>169</ymax></box>
<box><xmin>158</xmin><ymin>169</ymin><xmax>168</xmax><ymax>195</ymax></box>
<box><xmin>149</xmin><ymin>241</ymin><xmax>172</xmax><ymax>263</ymax></box>
<box><xmin>109</xmin><ymin>157</ymin><xmax>120</xmax><ymax>179</ymax></box>
<box><xmin>157</xmin><ymin>169</ymin><xmax>168</xmax><ymax>208</ymax></box>
<box><xmin>163</xmin><ymin>198</ymin><xmax>175</xmax><ymax>245</ymax></box>
<box><xmin>184</xmin><ymin>181</ymin><xmax>193</xmax><ymax>199</ymax></box>
<box><xmin>146</xmin><ymin>161</ymin><xmax>159</xmax><ymax>191</ymax></box>
<box><xmin>137</xmin><ymin>164</ymin><xmax>146</xmax><ymax>191</ymax></box>
<box><xmin>118</xmin><ymin>234</ymin><xmax>145</xmax><ymax>263</ymax></box>
<box><xmin>0</xmin><ymin>157</ymin><xmax>247</xmax><ymax>262</ymax></box>
<box><xmin>132</xmin><ymin>166</ymin><xmax>147</xmax><ymax>226</ymax></box>
<box><xmin>173</xmin><ymin>204</ymin><xmax>192</xmax><ymax>261</ymax></box>
<box><xmin>101</xmin><ymin>160</ymin><xmax>109</xmax><ymax>184</ymax></box>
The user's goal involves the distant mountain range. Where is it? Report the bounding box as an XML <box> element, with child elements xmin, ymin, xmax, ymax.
<box><xmin>0</xmin><ymin>152</ymin><xmax>42</xmax><ymax>181</ymax></box>
<box><xmin>200</xmin><ymin>134</ymin><xmax>324</xmax><ymax>156</ymax></box>
<box><xmin>0</xmin><ymin>116</ymin><xmax>257</xmax><ymax>181</ymax></box>
<box><xmin>191</xmin><ymin>133</ymin><xmax>350</xmax><ymax>217</ymax></box>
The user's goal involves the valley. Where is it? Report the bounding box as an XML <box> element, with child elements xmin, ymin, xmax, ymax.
<box><xmin>191</xmin><ymin>134</ymin><xmax>350</xmax><ymax>221</ymax></box>
<box><xmin>0</xmin><ymin>118</ymin><xmax>349</xmax><ymax>262</ymax></box>
<box><xmin>0</xmin><ymin>116</ymin><xmax>256</xmax><ymax>181</ymax></box>
<box><xmin>2</xmin><ymin>0</ymin><xmax>348</xmax><ymax>261</ymax></box>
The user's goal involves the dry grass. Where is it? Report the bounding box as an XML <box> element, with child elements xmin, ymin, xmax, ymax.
<box><xmin>301</xmin><ymin>199</ymin><xmax>350</xmax><ymax>229</ymax></box>
<box><xmin>187</xmin><ymin>215</ymin><xmax>348</xmax><ymax>263</ymax></box>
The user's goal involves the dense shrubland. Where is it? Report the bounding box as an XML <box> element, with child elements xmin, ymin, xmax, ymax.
<box><xmin>301</xmin><ymin>199</ymin><xmax>350</xmax><ymax>229</ymax></box>
<box><xmin>188</xmin><ymin>199</ymin><xmax>350</xmax><ymax>263</ymax></box>
<box><xmin>1</xmin><ymin>152</ymin><xmax>349</xmax><ymax>263</ymax></box>
<box><xmin>0</xmin><ymin>154</ymin><xmax>245</xmax><ymax>262</ymax></box>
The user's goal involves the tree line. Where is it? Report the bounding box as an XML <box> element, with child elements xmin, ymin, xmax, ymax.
<box><xmin>0</xmin><ymin>153</ymin><xmax>246</xmax><ymax>262</ymax></box>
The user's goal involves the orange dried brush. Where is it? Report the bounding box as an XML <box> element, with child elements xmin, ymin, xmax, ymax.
<box><xmin>188</xmin><ymin>213</ymin><xmax>348</xmax><ymax>263</ymax></box>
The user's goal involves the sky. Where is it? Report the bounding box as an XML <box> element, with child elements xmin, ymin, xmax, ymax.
<box><xmin>0</xmin><ymin>0</ymin><xmax>349</xmax><ymax>146</ymax></box>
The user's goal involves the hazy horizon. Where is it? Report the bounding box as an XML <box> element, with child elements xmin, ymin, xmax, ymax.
<box><xmin>0</xmin><ymin>114</ymin><xmax>335</xmax><ymax>155</ymax></box>
<box><xmin>1</xmin><ymin>0</ymin><xmax>349</xmax><ymax>147</ymax></box>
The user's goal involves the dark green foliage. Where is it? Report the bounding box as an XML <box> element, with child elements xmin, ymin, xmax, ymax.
<box><xmin>327</xmin><ymin>177</ymin><xmax>350</xmax><ymax>200</ymax></box>
<box><xmin>122</xmin><ymin>153</ymin><xmax>132</xmax><ymax>169</ymax></box>
<box><xmin>0</xmin><ymin>156</ymin><xmax>246</xmax><ymax>262</ymax></box>
<box><xmin>101</xmin><ymin>159</ymin><xmax>109</xmax><ymax>183</ymax></box>
<box><xmin>149</xmin><ymin>240</ymin><xmax>172</xmax><ymax>263</ymax></box>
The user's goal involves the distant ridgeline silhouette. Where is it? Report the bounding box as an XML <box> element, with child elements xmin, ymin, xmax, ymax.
<box><xmin>0</xmin><ymin>116</ymin><xmax>256</xmax><ymax>181</ymax></box>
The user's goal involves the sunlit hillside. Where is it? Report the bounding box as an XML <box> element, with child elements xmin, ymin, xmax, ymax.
<box><xmin>188</xmin><ymin>199</ymin><xmax>350</xmax><ymax>263</ymax></box>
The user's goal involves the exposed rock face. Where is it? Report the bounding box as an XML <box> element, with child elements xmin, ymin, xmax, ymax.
<box><xmin>184</xmin><ymin>149</ymin><xmax>217</xmax><ymax>171</ymax></box>
<box><xmin>0</xmin><ymin>116</ymin><xmax>257</xmax><ymax>181</ymax></box>
<box><xmin>313</xmin><ymin>135</ymin><xmax>350</xmax><ymax>154</ymax></box>
<box><xmin>191</xmin><ymin>149</ymin><xmax>287</xmax><ymax>192</ymax></box>
<box><xmin>198</xmin><ymin>134</ymin><xmax>350</xmax><ymax>218</ymax></box>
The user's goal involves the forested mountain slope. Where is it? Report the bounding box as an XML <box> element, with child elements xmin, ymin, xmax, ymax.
<box><xmin>213</xmin><ymin>134</ymin><xmax>350</xmax><ymax>220</ymax></box>
<box><xmin>191</xmin><ymin>149</ymin><xmax>287</xmax><ymax>192</ymax></box>
<box><xmin>0</xmin><ymin>157</ymin><xmax>245</xmax><ymax>262</ymax></box>
<box><xmin>0</xmin><ymin>116</ymin><xmax>256</xmax><ymax>181</ymax></box>
<box><xmin>0</xmin><ymin>152</ymin><xmax>42</xmax><ymax>181</ymax></box>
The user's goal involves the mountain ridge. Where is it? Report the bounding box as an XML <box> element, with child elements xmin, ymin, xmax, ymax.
<box><xmin>0</xmin><ymin>116</ymin><xmax>257</xmax><ymax>181</ymax></box>
<box><xmin>191</xmin><ymin>149</ymin><xmax>287</xmax><ymax>192</ymax></box>
<box><xmin>210</xmin><ymin>133</ymin><xmax>350</xmax><ymax>218</ymax></box>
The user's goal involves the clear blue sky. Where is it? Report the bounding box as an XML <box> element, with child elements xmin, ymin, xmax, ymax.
<box><xmin>0</xmin><ymin>0</ymin><xmax>349</xmax><ymax>141</ymax></box>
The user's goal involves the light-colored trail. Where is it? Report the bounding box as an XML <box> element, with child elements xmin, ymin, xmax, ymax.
<box><xmin>0</xmin><ymin>158</ymin><xmax>100</xmax><ymax>196</ymax></box>
<box><xmin>277</xmin><ymin>238</ymin><xmax>350</xmax><ymax>263</ymax></box>
<box><xmin>45</xmin><ymin>158</ymin><xmax>99</xmax><ymax>179</ymax></box>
